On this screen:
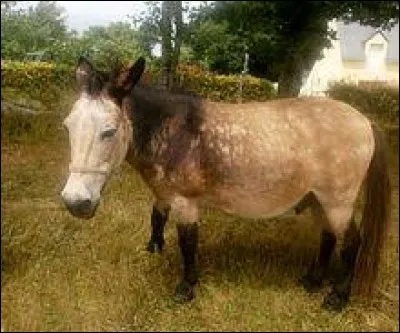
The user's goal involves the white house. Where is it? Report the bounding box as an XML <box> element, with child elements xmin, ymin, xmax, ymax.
<box><xmin>300</xmin><ymin>20</ymin><xmax>399</xmax><ymax>96</ymax></box>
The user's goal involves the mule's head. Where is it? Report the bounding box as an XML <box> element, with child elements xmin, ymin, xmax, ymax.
<box><xmin>61</xmin><ymin>56</ymin><xmax>145</xmax><ymax>219</ymax></box>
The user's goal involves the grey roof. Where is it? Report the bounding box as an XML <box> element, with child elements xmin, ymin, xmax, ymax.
<box><xmin>337</xmin><ymin>21</ymin><xmax>399</xmax><ymax>63</ymax></box>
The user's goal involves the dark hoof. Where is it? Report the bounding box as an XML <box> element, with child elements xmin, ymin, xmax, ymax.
<box><xmin>322</xmin><ymin>291</ymin><xmax>348</xmax><ymax>312</ymax></box>
<box><xmin>146</xmin><ymin>239</ymin><xmax>164</xmax><ymax>253</ymax></box>
<box><xmin>146</xmin><ymin>240</ymin><xmax>155</xmax><ymax>253</ymax></box>
<box><xmin>174</xmin><ymin>281</ymin><xmax>195</xmax><ymax>303</ymax></box>
<box><xmin>299</xmin><ymin>273</ymin><xmax>322</xmax><ymax>293</ymax></box>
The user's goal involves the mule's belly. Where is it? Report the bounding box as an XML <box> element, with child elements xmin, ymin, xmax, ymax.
<box><xmin>202</xmin><ymin>159</ymin><xmax>310</xmax><ymax>219</ymax></box>
<box><xmin>200</xmin><ymin>116</ymin><xmax>311</xmax><ymax>218</ymax></box>
<box><xmin>203</xmin><ymin>186</ymin><xmax>307</xmax><ymax>218</ymax></box>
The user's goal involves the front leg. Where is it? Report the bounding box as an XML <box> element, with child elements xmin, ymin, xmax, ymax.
<box><xmin>171</xmin><ymin>196</ymin><xmax>200</xmax><ymax>302</ymax></box>
<box><xmin>175</xmin><ymin>222</ymin><xmax>199</xmax><ymax>302</ymax></box>
<box><xmin>147</xmin><ymin>202</ymin><xmax>169</xmax><ymax>253</ymax></box>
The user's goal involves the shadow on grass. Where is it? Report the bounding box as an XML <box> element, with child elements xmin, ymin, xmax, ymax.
<box><xmin>153</xmin><ymin>213</ymin><xmax>330</xmax><ymax>295</ymax></box>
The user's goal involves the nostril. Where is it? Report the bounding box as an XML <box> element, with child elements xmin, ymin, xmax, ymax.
<box><xmin>62</xmin><ymin>197</ymin><xmax>92</xmax><ymax>215</ymax></box>
<box><xmin>79</xmin><ymin>199</ymin><xmax>92</xmax><ymax>211</ymax></box>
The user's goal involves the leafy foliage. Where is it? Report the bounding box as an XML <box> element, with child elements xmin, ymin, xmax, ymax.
<box><xmin>131</xmin><ymin>1</ymin><xmax>194</xmax><ymax>88</ymax></box>
<box><xmin>131</xmin><ymin>1</ymin><xmax>191</xmax><ymax>58</ymax></box>
<box><xmin>1</xmin><ymin>1</ymin><xmax>71</xmax><ymax>60</ymax></box>
<box><xmin>187</xmin><ymin>20</ymin><xmax>246</xmax><ymax>73</ymax></box>
<box><xmin>175</xmin><ymin>64</ymin><xmax>276</xmax><ymax>102</ymax></box>
<box><xmin>1</xmin><ymin>2</ymin><xmax>146</xmax><ymax>69</ymax></box>
<box><xmin>1</xmin><ymin>60</ymin><xmax>276</xmax><ymax>105</ymax></box>
<box><xmin>132</xmin><ymin>1</ymin><xmax>163</xmax><ymax>58</ymax></box>
<box><xmin>1</xmin><ymin>60</ymin><xmax>74</xmax><ymax>108</ymax></box>
<box><xmin>327</xmin><ymin>81</ymin><xmax>399</xmax><ymax>123</ymax></box>
<box><xmin>76</xmin><ymin>23</ymin><xmax>145</xmax><ymax>70</ymax></box>
<box><xmin>186</xmin><ymin>1</ymin><xmax>399</xmax><ymax>96</ymax></box>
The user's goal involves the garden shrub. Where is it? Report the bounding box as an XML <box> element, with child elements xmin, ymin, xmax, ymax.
<box><xmin>1</xmin><ymin>60</ymin><xmax>75</xmax><ymax>109</ymax></box>
<box><xmin>1</xmin><ymin>61</ymin><xmax>277</xmax><ymax>105</ymax></box>
<box><xmin>327</xmin><ymin>81</ymin><xmax>399</xmax><ymax>124</ymax></box>
<box><xmin>176</xmin><ymin>64</ymin><xmax>276</xmax><ymax>102</ymax></box>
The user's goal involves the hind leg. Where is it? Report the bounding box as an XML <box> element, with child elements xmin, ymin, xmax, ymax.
<box><xmin>147</xmin><ymin>201</ymin><xmax>170</xmax><ymax>253</ymax></box>
<box><xmin>322</xmin><ymin>217</ymin><xmax>360</xmax><ymax>311</ymax></box>
<box><xmin>300</xmin><ymin>200</ymin><xmax>337</xmax><ymax>292</ymax></box>
<box><xmin>301</xmin><ymin>230</ymin><xmax>336</xmax><ymax>292</ymax></box>
<box><xmin>314</xmin><ymin>203</ymin><xmax>361</xmax><ymax>311</ymax></box>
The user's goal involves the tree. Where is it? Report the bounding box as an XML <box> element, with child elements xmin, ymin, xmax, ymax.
<box><xmin>1</xmin><ymin>1</ymin><xmax>70</xmax><ymax>60</ymax></box>
<box><xmin>1</xmin><ymin>1</ymin><xmax>17</xmax><ymax>11</ymax></box>
<box><xmin>132</xmin><ymin>1</ymin><xmax>162</xmax><ymax>59</ymax></box>
<box><xmin>1</xmin><ymin>0</ymin><xmax>144</xmax><ymax>67</ymax></box>
<box><xmin>77</xmin><ymin>22</ymin><xmax>144</xmax><ymax>69</ymax></box>
<box><xmin>188</xmin><ymin>1</ymin><xmax>399</xmax><ymax>97</ymax></box>
<box><xmin>160</xmin><ymin>1</ymin><xmax>182</xmax><ymax>88</ymax></box>
<box><xmin>131</xmin><ymin>1</ymin><xmax>185</xmax><ymax>89</ymax></box>
<box><xmin>187</xmin><ymin>20</ymin><xmax>246</xmax><ymax>72</ymax></box>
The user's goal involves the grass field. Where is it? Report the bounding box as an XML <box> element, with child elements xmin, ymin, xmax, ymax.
<box><xmin>1</xmin><ymin>91</ymin><xmax>399</xmax><ymax>331</ymax></box>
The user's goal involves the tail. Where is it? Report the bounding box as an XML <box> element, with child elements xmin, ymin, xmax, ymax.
<box><xmin>354</xmin><ymin>124</ymin><xmax>391</xmax><ymax>296</ymax></box>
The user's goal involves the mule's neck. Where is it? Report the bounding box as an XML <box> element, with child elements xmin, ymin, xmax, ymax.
<box><xmin>124</xmin><ymin>87</ymin><xmax>168</xmax><ymax>168</ymax></box>
<box><xmin>124</xmin><ymin>86</ymin><xmax>204</xmax><ymax>169</ymax></box>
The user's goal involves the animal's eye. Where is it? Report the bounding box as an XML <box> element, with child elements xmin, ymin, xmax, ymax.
<box><xmin>101</xmin><ymin>128</ymin><xmax>117</xmax><ymax>140</ymax></box>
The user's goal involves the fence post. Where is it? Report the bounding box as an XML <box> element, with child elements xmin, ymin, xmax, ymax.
<box><xmin>239</xmin><ymin>73</ymin><xmax>243</xmax><ymax>103</ymax></box>
<box><xmin>238</xmin><ymin>48</ymin><xmax>249</xmax><ymax>103</ymax></box>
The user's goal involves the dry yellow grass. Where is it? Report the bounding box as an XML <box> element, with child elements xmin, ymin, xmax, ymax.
<box><xmin>1</xmin><ymin>103</ymin><xmax>398</xmax><ymax>332</ymax></box>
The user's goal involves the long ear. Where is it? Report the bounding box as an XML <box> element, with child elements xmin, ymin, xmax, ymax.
<box><xmin>114</xmin><ymin>57</ymin><xmax>146</xmax><ymax>94</ymax></box>
<box><xmin>76</xmin><ymin>56</ymin><xmax>95</xmax><ymax>91</ymax></box>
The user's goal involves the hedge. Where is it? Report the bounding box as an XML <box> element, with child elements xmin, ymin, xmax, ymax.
<box><xmin>142</xmin><ymin>64</ymin><xmax>277</xmax><ymax>102</ymax></box>
<box><xmin>174</xmin><ymin>64</ymin><xmax>276</xmax><ymax>102</ymax></box>
<box><xmin>1</xmin><ymin>60</ymin><xmax>75</xmax><ymax>108</ymax></box>
<box><xmin>327</xmin><ymin>81</ymin><xmax>399</xmax><ymax>124</ymax></box>
<box><xmin>1</xmin><ymin>61</ymin><xmax>277</xmax><ymax>106</ymax></box>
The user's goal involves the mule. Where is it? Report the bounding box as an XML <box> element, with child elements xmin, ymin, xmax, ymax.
<box><xmin>61</xmin><ymin>56</ymin><xmax>391</xmax><ymax>311</ymax></box>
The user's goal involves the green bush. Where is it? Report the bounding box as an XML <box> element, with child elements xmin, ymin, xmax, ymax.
<box><xmin>178</xmin><ymin>72</ymin><xmax>276</xmax><ymax>102</ymax></box>
<box><xmin>327</xmin><ymin>81</ymin><xmax>399</xmax><ymax>124</ymax></box>
<box><xmin>143</xmin><ymin>64</ymin><xmax>277</xmax><ymax>102</ymax></box>
<box><xmin>175</xmin><ymin>64</ymin><xmax>276</xmax><ymax>102</ymax></box>
<box><xmin>1</xmin><ymin>60</ymin><xmax>75</xmax><ymax>109</ymax></box>
<box><xmin>1</xmin><ymin>61</ymin><xmax>276</xmax><ymax>106</ymax></box>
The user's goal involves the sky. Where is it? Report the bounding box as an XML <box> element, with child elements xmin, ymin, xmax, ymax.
<box><xmin>20</xmin><ymin>1</ymin><xmax>206</xmax><ymax>34</ymax></box>
<box><xmin>56</xmin><ymin>1</ymin><xmax>147</xmax><ymax>33</ymax></box>
<box><xmin>19</xmin><ymin>1</ymin><xmax>147</xmax><ymax>33</ymax></box>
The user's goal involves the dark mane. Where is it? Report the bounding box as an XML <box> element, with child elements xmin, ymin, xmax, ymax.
<box><xmin>129</xmin><ymin>82</ymin><xmax>205</xmax><ymax>160</ymax></box>
<box><xmin>134</xmin><ymin>81</ymin><xmax>203</xmax><ymax>111</ymax></box>
<box><xmin>86</xmin><ymin>60</ymin><xmax>126</xmax><ymax>95</ymax></box>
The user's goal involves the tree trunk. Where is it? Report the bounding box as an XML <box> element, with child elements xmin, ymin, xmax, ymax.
<box><xmin>171</xmin><ymin>1</ymin><xmax>182</xmax><ymax>80</ymax></box>
<box><xmin>277</xmin><ymin>59</ymin><xmax>304</xmax><ymax>98</ymax></box>
<box><xmin>161</xmin><ymin>1</ymin><xmax>182</xmax><ymax>90</ymax></box>
<box><xmin>161</xmin><ymin>1</ymin><xmax>173</xmax><ymax>89</ymax></box>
